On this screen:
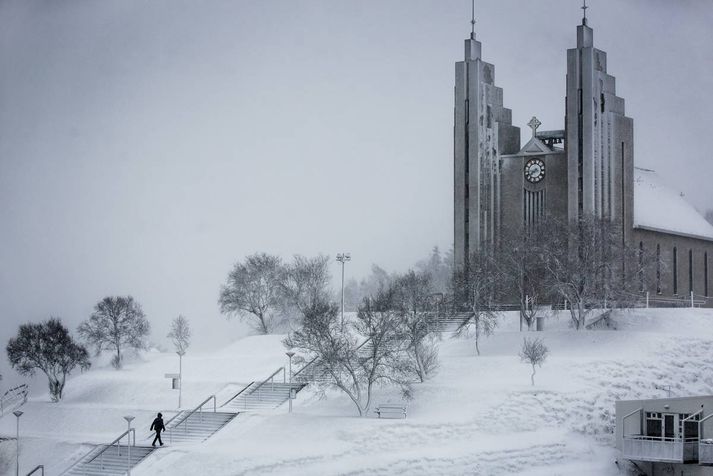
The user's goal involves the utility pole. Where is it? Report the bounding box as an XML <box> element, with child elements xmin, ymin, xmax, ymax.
<box><xmin>123</xmin><ymin>416</ymin><xmax>134</xmax><ymax>475</ymax></box>
<box><xmin>286</xmin><ymin>351</ymin><xmax>295</xmax><ymax>413</ymax></box>
<box><xmin>336</xmin><ymin>253</ymin><xmax>351</xmax><ymax>330</ymax></box>
<box><xmin>13</xmin><ymin>410</ymin><xmax>22</xmax><ymax>476</ymax></box>
<box><xmin>177</xmin><ymin>350</ymin><xmax>186</xmax><ymax>408</ymax></box>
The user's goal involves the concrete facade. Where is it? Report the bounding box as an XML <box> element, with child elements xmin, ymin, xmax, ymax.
<box><xmin>453</xmin><ymin>32</ymin><xmax>520</xmax><ymax>270</ymax></box>
<box><xmin>451</xmin><ymin>15</ymin><xmax>713</xmax><ymax>305</ymax></box>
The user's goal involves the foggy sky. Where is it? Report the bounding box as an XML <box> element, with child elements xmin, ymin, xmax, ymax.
<box><xmin>1</xmin><ymin>0</ymin><xmax>712</xmax><ymax>389</ymax></box>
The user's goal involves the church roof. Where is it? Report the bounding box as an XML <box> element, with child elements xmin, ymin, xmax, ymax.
<box><xmin>634</xmin><ymin>167</ymin><xmax>713</xmax><ymax>241</ymax></box>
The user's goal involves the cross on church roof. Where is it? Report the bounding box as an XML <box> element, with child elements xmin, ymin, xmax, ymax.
<box><xmin>470</xmin><ymin>0</ymin><xmax>476</xmax><ymax>38</ymax></box>
<box><xmin>582</xmin><ymin>0</ymin><xmax>588</xmax><ymax>25</ymax></box>
<box><xmin>527</xmin><ymin>116</ymin><xmax>542</xmax><ymax>137</ymax></box>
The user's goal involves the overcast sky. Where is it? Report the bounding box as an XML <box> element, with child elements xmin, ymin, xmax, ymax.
<box><xmin>1</xmin><ymin>0</ymin><xmax>711</xmax><ymax>388</ymax></box>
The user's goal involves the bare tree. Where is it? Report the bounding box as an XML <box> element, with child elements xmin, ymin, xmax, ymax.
<box><xmin>281</xmin><ymin>254</ymin><xmax>332</xmax><ymax>321</ymax></box>
<box><xmin>285</xmin><ymin>290</ymin><xmax>414</xmax><ymax>417</ymax></box>
<box><xmin>537</xmin><ymin>214</ymin><xmax>658</xmax><ymax>328</ymax></box>
<box><xmin>7</xmin><ymin>318</ymin><xmax>90</xmax><ymax>401</ymax></box>
<box><xmin>392</xmin><ymin>270</ymin><xmax>439</xmax><ymax>382</ymax></box>
<box><xmin>218</xmin><ymin>253</ymin><xmax>284</xmax><ymax>334</ymax></box>
<box><xmin>167</xmin><ymin>315</ymin><xmax>191</xmax><ymax>354</ymax></box>
<box><xmin>451</xmin><ymin>250</ymin><xmax>502</xmax><ymax>355</ymax></box>
<box><xmin>78</xmin><ymin>296</ymin><xmax>150</xmax><ymax>369</ymax></box>
<box><xmin>519</xmin><ymin>337</ymin><xmax>549</xmax><ymax>386</ymax></box>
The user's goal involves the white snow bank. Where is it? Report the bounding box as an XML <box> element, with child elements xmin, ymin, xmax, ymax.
<box><xmin>634</xmin><ymin>167</ymin><xmax>713</xmax><ymax>240</ymax></box>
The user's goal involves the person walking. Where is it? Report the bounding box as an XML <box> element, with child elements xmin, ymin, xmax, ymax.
<box><xmin>150</xmin><ymin>412</ymin><xmax>165</xmax><ymax>447</ymax></box>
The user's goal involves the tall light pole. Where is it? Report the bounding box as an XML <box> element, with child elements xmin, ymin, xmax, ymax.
<box><xmin>13</xmin><ymin>410</ymin><xmax>22</xmax><ymax>476</ymax></box>
<box><xmin>176</xmin><ymin>350</ymin><xmax>186</xmax><ymax>408</ymax></box>
<box><xmin>285</xmin><ymin>351</ymin><xmax>295</xmax><ymax>414</ymax></box>
<box><xmin>336</xmin><ymin>253</ymin><xmax>351</xmax><ymax>330</ymax></box>
<box><xmin>123</xmin><ymin>416</ymin><xmax>134</xmax><ymax>475</ymax></box>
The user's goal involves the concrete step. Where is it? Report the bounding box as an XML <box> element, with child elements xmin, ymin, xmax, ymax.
<box><xmin>64</xmin><ymin>446</ymin><xmax>154</xmax><ymax>476</ymax></box>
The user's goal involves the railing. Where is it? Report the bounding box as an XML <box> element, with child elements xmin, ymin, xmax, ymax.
<box><xmin>699</xmin><ymin>414</ymin><xmax>713</xmax><ymax>464</ymax></box>
<box><xmin>25</xmin><ymin>465</ymin><xmax>44</xmax><ymax>476</ymax></box>
<box><xmin>1</xmin><ymin>384</ymin><xmax>29</xmax><ymax>417</ymax></box>
<box><xmin>66</xmin><ymin>428</ymin><xmax>136</xmax><ymax>475</ymax></box>
<box><xmin>622</xmin><ymin>435</ymin><xmax>699</xmax><ymax>463</ymax></box>
<box><xmin>250</xmin><ymin>368</ymin><xmax>285</xmax><ymax>403</ymax></box>
<box><xmin>168</xmin><ymin>394</ymin><xmax>216</xmax><ymax>444</ymax></box>
<box><xmin>220</xmin><ymin>381</ymin><xmax>255</xmax><ymax>408</ymax></box>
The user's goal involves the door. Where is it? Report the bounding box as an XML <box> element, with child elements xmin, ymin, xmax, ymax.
<box><xmin>664</xmin><ymin>414</ymin><xmax>675</xmax><ymax>439</ymax></box>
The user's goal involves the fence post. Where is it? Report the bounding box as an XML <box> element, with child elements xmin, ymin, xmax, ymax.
<box><xmin>691</xmin><ymin>291</ymin><xmax>695</xmax><ymax>308</ymax></box>
<box><xmin>646</xmin><ymin>291</ymin><xmax>649</xmax><ymax>308</ymax></box>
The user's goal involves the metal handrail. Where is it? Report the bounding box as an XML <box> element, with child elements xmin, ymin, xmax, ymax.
<box><xmin>292</xmin><ymin>337</ymin><xmax>372</xmax><ymax>381</ymax></box>
<box><xmin>250</xmin><ymin>367</ymin><xmax>285</xmax><ymax>395</ymax></box>
<box><xmin>25</xmin><ymin>465</ymin><xmax>44</xmax><ymax>476</ymax></box>
<box><xmin>80</xmin><ymin>428</ymin><xmax>135</xmax><ymax>469</ymax></box>
<box><xmin>167</xmin><ymin>394</ymin><xmax>216</xmax><ymax>444</ymax></box>
<box><xmin>624</xmin><ymin>434</ymin><xmax>700</xmax><ymax>442</ymax></box>
<box><xmin>170</xmin><ymin>394</ymin><xmax>216</xmax><ymax>428</ymax></box>
<box><xmin>293</xmin><ymin>356</ymin><xmax>319</xmax><ymax>379</ymax></box>
<box><xmin>220</xmin><ymin>381</ymin><xmax>255</xmax><ymax>408</ymax></box>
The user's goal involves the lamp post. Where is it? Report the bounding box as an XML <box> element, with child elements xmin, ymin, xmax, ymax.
<box><xmin>123</xmin><ymin>416</ymin><xmax>134</xmax><ymax>475</ymax></box>
<box><xmin>176</xmin><ymin>350</ymin><xmax>186</xmax><ymax>408</ymax></box>
<box><xmin>13</xmin><ymin>410</ymin><xmax>22</xmax><ymax>476</ymax></box>
<box><xmin>286</xmin><ymin>351</ymin><xmax>295</xmax><ymax>414</ymax></box>
<box><xmin>336</xmin><ymin>253</ymin><xmax>351</xmax><ymax>330</ymax></box>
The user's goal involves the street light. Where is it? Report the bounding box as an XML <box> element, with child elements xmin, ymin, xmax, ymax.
<box><xmin>336</xmin><ymin>253</ymin><xmax>351</xmax><ymax>330</ymax></box>
<box><xmin>176</xmin><ymin>350</ymin><xmax>186</xmax><ymax>408</ymax></box>
<box><xmin>123</xmin><ymin>415</ymin><xmax>135</xmax><ymax>476</ymax></box>
<box><xmin>13</xmin><ymin>410</ymin><xmax>22</xmax><ymax>476</ymax></box>
<box><xmin>286</xmin><ymin>351</ymin><xmax>295</xmax><ymax>414</ymax></box>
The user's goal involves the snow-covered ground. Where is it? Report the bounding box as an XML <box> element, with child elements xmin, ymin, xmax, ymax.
<box><xmin>2</xmin><ymin>309</ymin><xmax>713</xmax><ymax>475</ymax></box>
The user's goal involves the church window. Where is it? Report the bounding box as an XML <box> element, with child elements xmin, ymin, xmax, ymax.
<box><xmin>486</xmin><ymin>105</ymin><xmax>492</xmax><ymax>129</ymax></box>
<box><xmin>706</xmin><ymin>252</ymin><xmax>709</xmax><ymax>296</ymax></box>
<box><xmin>656</xmin><ymin>244</ymin><xmax>661</xmax><ymax>294</ymax></box>
<box><xmin>639</xmin><ymin>242</ymin><xmax>644</xmax><ymax>291</ymax></box>
<box><xmin>673</xmin><ymin>247</ymin><xmax>678</xmax><ymax>295</ymax></box>
<box><xmin>601</xmin><ymin>93</ymin><xmax>605</xmax><ymax>113</ymax></box>
<box><xmin>689</xmin><ymin>249</ymin><xmax>694</xmax><ymax>294</ymax></box>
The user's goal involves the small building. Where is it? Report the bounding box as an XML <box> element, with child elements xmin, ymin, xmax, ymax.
<box><xmin>616</xmin><ymin>395</ymin><xmax>713</xmax><ymax>475</ymax></box>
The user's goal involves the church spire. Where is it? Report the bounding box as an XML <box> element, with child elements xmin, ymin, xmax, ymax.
<box><xmin>581</xmin><ymin>0</ymin><xmax>588</xmax><ymax>26</ymax></box>
<box><xmin>470</xmin><ymin>0</ymin><xmax>476</xmax><ymax>39</ymax></box>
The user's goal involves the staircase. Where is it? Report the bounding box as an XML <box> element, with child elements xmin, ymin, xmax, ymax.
<box><xmin>428</xmin><ymin>312</ymin><xmax>472</xmax><ymax>334</ymax></box>
<box><xmin>164</xmin><ymin>409</ymin><xmax>237</xmax><ymax>444</ymax></box>
<box><xmin>63</xmin><ymin>445</ymin><xmax>154</xmax><ymax>476</ymax></box>
<box><xmin>222</xmin><ymin>368</ymin><xmax>305</xmax><ymax>412</ymax></box>
<box><xmin>61</xmin><ymin>429</ymin><xmax>154</xmax><ymax>476</ymax></box>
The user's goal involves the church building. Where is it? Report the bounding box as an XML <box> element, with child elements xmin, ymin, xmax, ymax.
<box><xmin>453</xmin><ymin>7</ymin><xmax>713</xmax><ymax>305</ymax></box>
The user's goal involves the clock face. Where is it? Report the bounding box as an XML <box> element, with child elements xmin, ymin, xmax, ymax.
<box><xmin>525</xmin><ymin>158</ymin><xmax>545</xmax><ymax>183</ymax></box>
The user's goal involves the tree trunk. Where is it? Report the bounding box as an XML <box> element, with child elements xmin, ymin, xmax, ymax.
<box><xmin>474</xmin><ymin>317</ymin><xmax>481</xmax><ymax>356</ymax></box>
<box><xmin>257</xmin><ymin>312</ymin><xmax>269</xmax><ymax>334</ymax></box>
<box><xmin>531</xmin><ymin>364</ymin><xmax>536</xmax><ymax>386</ymax></box>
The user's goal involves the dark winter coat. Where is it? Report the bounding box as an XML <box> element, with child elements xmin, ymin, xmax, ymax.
<box><xmin>150</xmin><ymin>417</ymin><xmax>165</xmax><ymax>433</ymax></box>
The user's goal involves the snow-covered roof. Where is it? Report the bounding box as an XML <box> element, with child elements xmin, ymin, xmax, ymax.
<box><xmin>634</xmin><ymin>167</ymin><xmax>713</xmax><ymax>241</ymax></box>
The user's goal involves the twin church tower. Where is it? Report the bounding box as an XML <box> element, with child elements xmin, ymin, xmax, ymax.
<box><xmin>453</xmin><ymin>6</ymin><xmax>633</xmax><ymax>270</ymax></box>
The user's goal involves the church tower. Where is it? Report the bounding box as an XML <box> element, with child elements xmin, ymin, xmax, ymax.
<box><xmin>453</xmin><ymin>7</ymin><xmax>520</xmax><ymax>270</ymax></box>
<box><xmin>565</xmin><ymin>5</ymin><xmax>634</xmax><ymax>241</ymax></box>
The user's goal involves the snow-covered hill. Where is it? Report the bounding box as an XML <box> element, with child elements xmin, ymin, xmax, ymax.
<box><xmin>2</xmin><ymin>309</ymin><xmax>713</xmax><ymax>475</ymax></box>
